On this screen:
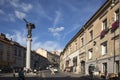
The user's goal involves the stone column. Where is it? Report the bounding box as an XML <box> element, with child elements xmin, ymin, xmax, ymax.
<box><xmin>26</xmin><ymin>38</ymin><xmax>32</xmax><ymax>70</ymax></box>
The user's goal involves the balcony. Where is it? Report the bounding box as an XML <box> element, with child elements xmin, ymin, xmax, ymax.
<box><xmin>100</xmin><ymin>28</ymin><xmax>109</xmax><ymax>39</ymax></box>
<box><xmin>111</xmin><ymin>20</ymin><xmax>119</xmax><ymax>32</ymax></box>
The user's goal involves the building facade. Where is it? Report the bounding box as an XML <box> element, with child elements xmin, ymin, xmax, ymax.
<box><xmin>13</xmin><ymin>42</ymin><xmax>26</xmax><ymax>70</ymax></box>
<box><xmin>31</xmin><ymin>51</ymin><xmax>50</xmax><ymax>70</ymax></box>
<box><xmin>36</xmin><ymin>48</ymin><xmax>60</xmax><ymax>67</ymax></box>
<box><xmin>60</xmin><ymin>0</ymin><xmax>120</xmax><ymax>76</ymax></box>
<box><xmin>0</xmin><ymin>33</ymin><xmax>14</xmax><ymax>72</ymax></box>
<box><xmin>0</xmin><ymin>33</ymin><xmax>50</xmax><ymax>72</ymax></box>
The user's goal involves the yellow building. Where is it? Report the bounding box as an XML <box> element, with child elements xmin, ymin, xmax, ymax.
<box><xmin>36</xmin><ymin>48</ymin><xmax>60</xmax><ymax>67</ymax></box>
<box><xmin>60</xmin><ymin>0</ymin><xmax>120</xmax><ymax>76</ymax></box>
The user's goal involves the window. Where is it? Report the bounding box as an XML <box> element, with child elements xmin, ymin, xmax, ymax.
<box><xmin>115</xmin><ymin>61</ymin><xmax>119</xmax><ymax>73</ymax></box>
<box><xmin>0</xmin><ymin>43</ymin><xmax>3</xmax><ymax>61</ymax></box>
<box><xmin>111</xmin><ymin>9</ymin><xmax>119</xmax><ymax>32</ymax></box>
<box><xmin>7</xmin><ymin>46</ymin><xmax>10</xmax><ymax>61</ymax></box>
<box><xmin>115</xmin><ymin>9</ymin><xmax>119</xmax><ymax>21</ymax></box>
<box><xmin>18</xmin><ymin>49</ymin><xmax>21</xmax><ymax>57</ymax></box>
<box><xmin>81</xmin><ymin>38</ymin><xmax>84</xmax><ymax>46</ymax></box>
<box><xmin>14</xmin><ymin>47</ymin><xmax>17</xmax><ymax>56</ymax></box>
<box><xmin>66</xmin><ymin>60</ymin><xmax>69</xmax><ymax>67</ymax></box>
<box><xmin>88</xmin><ymin>49</ymin><xmax>93</xmax><ymax>59</ymax></box>
<box><xmin>90</xmin><ymin>30</ymin><xmax>93</xmax><ymax>40</ymax></box>
<box><xmin>73</xmin><ymin>56</ymin><xmax>77</xmax><ymax>66</ymax></box>
<box><xmin>75</xmin><ymin>42</ymin><xmax>77</xmax><ymax>50</ymax></box>
<box><xmin>103</xmin><ymin>63</ymin><xmax>107</xmax><ymax>75</ymax></box>
<box><xmin>102</xmin><ymin>19</ymin><xmax>107</xmax><ymax>30</ymax></box>
<box><xmin>0</xmin><ymin>43</ymin><xmax>3</xmax><ymax>49</ymax></box>
<box><xmin>101</xmin><ymin>41</ymin><xmax>107</xmax><ymax>55</ymax></box>
<box><xmin>101</xmin><ymin>42</ymin><xmax>107</xmax><ymax>55</ymax></box>
<box><xmin>70</xmin><ymin>45</ymin><xmax>72</xmax><ymax>52</ymax></box>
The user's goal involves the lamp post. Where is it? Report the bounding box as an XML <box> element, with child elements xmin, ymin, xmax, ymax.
<box><xmin>23</xmin><ymin>19</ymin><xmax>35</xmax><ymax>71</ymax></box>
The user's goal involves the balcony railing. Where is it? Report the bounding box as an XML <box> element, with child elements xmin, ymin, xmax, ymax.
<box><xmin>111</xmin><ymin>20</ymin><xmax>119</xmax><ymax>32</ymax></box>
<box><xmin>100</xmin><ymin>28</ymin><xmax>109</xmax><ymax>39</ymax></box>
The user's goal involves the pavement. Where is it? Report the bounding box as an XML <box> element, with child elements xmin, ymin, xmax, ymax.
<box><xmin>0</xmin><ymin>70</ymin><xmax>101</xmax><ymax>80</ymax></box>
<box><xmin>0</xmin><ymin>71</ymin><xmax>106</xmax><ymax>80</ymax></box>
<box><xmin>0</xmin><ymin>71</ymin><xmax>119</xmax><ymax>80</ymax></box>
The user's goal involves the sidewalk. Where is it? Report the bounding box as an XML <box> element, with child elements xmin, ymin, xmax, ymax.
<box><xmin>59</xmin><ymin>71</ymin><xmax>84</xmax><ymax>77</ymax></box>
<box><xmin>0</xmin><ymin>72</ymin><xmax>39</xmax><ymax>77</ymax></box>
<box><xmin>60</xmin><ymin>71</ymin><xmax>101</xmax><ymax>79</ymax></box>
<box><xmin>65</xmin><ymin>72</ymin><xmax>82</xmax><ymax>77</ymax></box>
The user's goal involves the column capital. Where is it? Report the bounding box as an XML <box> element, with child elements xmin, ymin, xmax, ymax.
<box><xmin>27</xmin><ymin>38</ymin><xmax>32</xmax><ymax>41</ymax></box>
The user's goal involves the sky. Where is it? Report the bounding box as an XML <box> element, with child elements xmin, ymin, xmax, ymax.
<box><xmin>0</xmin><ymin>0</ymin><xmax>106</xmax><ymax>52</ymax></box>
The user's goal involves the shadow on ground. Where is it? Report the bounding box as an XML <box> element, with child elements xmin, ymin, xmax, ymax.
<box><xmin>0</xmin><ymin>76</ymin><xmax>100</xmax><ymax>80</ymax></box>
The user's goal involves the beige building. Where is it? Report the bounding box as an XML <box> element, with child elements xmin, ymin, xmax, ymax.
<box><xmin>0</xmin><ymin>33</ymin><xmax>14</xmax><ymax>71</ymax></box>
<box><xmin>13</xmin><ymin>41</ymin><xmax>26</xmax><ymax>70</ymax></box>
<box><xmin>36</xmin><ymin>48</ymin><xmax>60</xmax><ymax>67</ymax></box>
<box><xmin>0</xmin><ymin>33</ymin><xmax>50</xmax><ymax>72</ymax></box>
<box><xmin>31</xmin><ymin>51</ymin><xmax>50</xmax><ymax>70</ymax></box>
<box><xmin>60</xmin><ymin>0</ymin><xmax>120</xmax><ymax>76</ymax></box>
<box><xmin>36</xmin><ymin>48</ymin><xmax>48</xmax><ymax>58</ymax></box>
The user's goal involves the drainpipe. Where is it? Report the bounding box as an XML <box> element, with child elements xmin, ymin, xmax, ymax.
<box><xmin>118</xmin><ymin>0</ymin><xmax>120</xmax><ymax>78</ymax></box>
<box><xmin>83</xmin><ymin>26</ymin><xmax>86</xmax><ymax>74</ymax></box>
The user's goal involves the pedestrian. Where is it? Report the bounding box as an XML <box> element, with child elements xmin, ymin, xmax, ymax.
<box><xmin>18</xmin><ymin>68</ymin><xmax>25</xmax><ymax>80</ymax></box>
<box><xmin>50</xmin><ymin>67</ymin><xmax>55</xmax><ymax>75</ymax></box>
<box><xmin>13</xmin><ymin>69</ymin><xmax>15</xmax><ymax>77</ymax></box>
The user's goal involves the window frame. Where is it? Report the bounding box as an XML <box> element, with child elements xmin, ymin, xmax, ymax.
<box><xmin>89</xmin><ymin>30</ymin><xmax>93</xmax><ymax>40</ymax></box>
<box><xmin>115</xmin><ymin>9</ymin><xmax>119</xmax><ymax>21</ymax></box>
<box><xmin>102</xmin><ymin>19</ymin><xmax>107</xmax><ymax>30</ymax></box>
<box><xmin>101</xmin><ymin>41</ymin><xmax>107</xmax><ymax>55</ymax></box>
<box><xmin>88</xmin><ymin>49</ymin><xmax>93</xmax><ymax>59</ymax></box>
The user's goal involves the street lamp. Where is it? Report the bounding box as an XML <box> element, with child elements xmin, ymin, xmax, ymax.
<box><xmin>23</xmin><ymin>19</ymin><xmax>35</xmax><ymax>71</ymax></box>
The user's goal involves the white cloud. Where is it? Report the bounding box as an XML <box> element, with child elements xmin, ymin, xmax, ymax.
<box><xmin>48</xmin><ymin>27</ymin><xmax>64</xmax><ymax>33</ymax></box>
<box><xmin>6</xmin><ymin>29</ymin><xmax>27</xmax><ymax>46</ymax></box>
<box><xmin>63</xmin><ymin>23</ymin><xmax>81</xmax><ymax>39</ymax></box>
<box><xmin>9</xmin><ymin>0</ymin><xmax>19</xmax><ymax>7</ymax></box>
<box><xmin>58</xmin><ymin>0</ymin><xmax>79</xmax><ymax>12</ymax></box>
<box><xmin>15</xmin><ymin>11</ymin><xmax>26</xmax><ymax>19</ymax></box>
<box><xmin>9</xmin><ymin>0</ymin><xmax>32</xmax><ymax>12</ymax></box>
<box><xmin>53</xmin><ymin>32</ymin><xmax>60</xmax><ymax>37</ymax></box>
<box><xmin>53</xmin><ymin>11</ymin><xmax>62</xmax><ymax>27</ymax></box>
<box><xmin>35</xmin><ymin>2</ymin><xmax>52</xmax><ymax>21</ymax></box>
<box><xmin>0</xmin><ymin>9</ymin><xmax>5</xmax><ymax>14</ymax></box>
<box><xmin>6</xmin><ymin>29</ymin><xmax>62</xmax><ymax>51</ymax></box>
<box><xmin>33</xmin><ymin>40</ymin><xmax>61</xmax><ymax>51</ymax></box>
<box><xmin>21</xmin><ymin>3</ymin><xmax>32</xmax><ymax>12</ymax></box>
<box><xmin>48</xmin><ymin>27</ymin><xmax>64</xmax><ymax>37</ymax></box>
<box><xmin>53</xmin><ymin>10</ymin><xmax>63</xmax><ymax>28</ymax></box>
<box><xmin>48</xmin><ymin>10</ymin><xmax>63</xmax><ymax>38</ymax></box>
<box><xmin>3</xmin><ymin>13</ymin><xmax>16</xmax><ymax>22</ymax></box>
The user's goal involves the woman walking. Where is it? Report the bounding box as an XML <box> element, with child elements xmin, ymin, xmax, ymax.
<box><xmin>18</xmin><ymin>68</ymin><xmax>25</xmax><ymax>80</ymax></box>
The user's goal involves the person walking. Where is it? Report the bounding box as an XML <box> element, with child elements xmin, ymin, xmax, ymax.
<box><xmin>13</xmin><ymin>69</ymin><xmax>15</xmax><ymax>77</ymax></box>
<box><xmin>18</xmin><ymin>68</ymin><xmax>25</xmax><ymax>80</ymax></box>
<box><xmin>50</xmin><ymin>67</ymin><xmax>55</xmax><ymax>75</ymax></box>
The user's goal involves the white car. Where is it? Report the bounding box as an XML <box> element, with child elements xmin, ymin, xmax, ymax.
<box><xmin>53</xmin><ymin>67</ymin><xmax>58</xmax><ymax>72</ymax></box>
<box><xmin>33</xmin><ymin>69</ymin><xmax>37</xmax><ymax>73</ymax></box>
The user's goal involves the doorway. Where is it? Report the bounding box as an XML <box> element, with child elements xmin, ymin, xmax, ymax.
<box><xmin>81</xmin><ymin>60</ymin><xmax>85</xmax><ymax>74</ymax></box>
